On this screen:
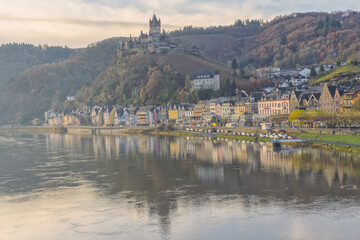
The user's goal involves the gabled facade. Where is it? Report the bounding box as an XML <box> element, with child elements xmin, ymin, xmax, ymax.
<box><xmin>91</xmin><ymin>107</ymin><xmax>103</xmax><ymax>126</ymax></box>
<box><xmin>305</xmin><ymin>93</ymin><xmax>321</xmax><ymax>111</ymax></box>
<box><xmin>289</xmin><ymin>90</ymin><xmax>302</xmax><ymax>113</ymax></box>
<box><xmin>319</xmin><ymin>83</ymin><xmax>341</xmax><ymax>113</ymax></box>
<box><xmin>168</xmin><ymin>106</ymin><xmax>179</xmax><ymax>120</ymax></box>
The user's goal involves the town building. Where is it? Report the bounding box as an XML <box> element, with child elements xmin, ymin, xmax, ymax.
<box><xmin>340</xmin><ymin>90</ymin><xmax>360</xmax><ymax>112</ymax></box>
<box><xmin>193</xmin><ymin>103</ymin><xmax>206</xmax><ymax>121</ymax></box>
<box><xmin>168</xmin><ymin>106</ymin><xmax>179</xmax><ymax>120</ymax></box>
<box><xmin>191</xmin><ymin>70</ymin><xmax>220</xmax><ymax>91</ymax></box>
<box><xmin>319</xmin><ymin>83</ymin><xmax>341</xmax><ymax>113</ymax></box>
<box><xmin>221</xmin><ymin>101</ymin><xmax>233</xmax><ymax>117</ymax></box>
<box><xmin>258</xmin><ymin>97</ymin><xmax>290</xmax><ymax>116</ymax></box>
<box><xmin>136</xmin><ymin>106</ymin><xmax>156</xmax><ymax>126</ymax></box>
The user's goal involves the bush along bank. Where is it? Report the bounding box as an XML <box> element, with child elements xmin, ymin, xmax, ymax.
<box><xmin>214</xmin><ymin>134</ymin><xmax>270</xmax><ymax>143</ymax></box>
<box><xmin>311</xmin><ymin>142</ymin><xmax>360</xmax><ymax>154</ymax></box>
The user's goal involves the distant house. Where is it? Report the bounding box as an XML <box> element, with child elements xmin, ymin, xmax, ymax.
<box><xmin>258</xmin><ymin>93</ymin><xmax>290</xmax><ymax>117</ymax></box>
<box><xmin>256</xmin><ymin>67</ymin><xmax>280</xmax><ymax>77</ymax></box>
<box><xmin>341</xmin><ymin>90</ymin><xmax>360</xmax><ymax>112</ymax></box>
<box><xmin>299</xmin><ymin>68</ymin><xmax>311</xmax><ymax>78</ymax></box>
<box><xmin>91</xmin><ymin>106</ymin><xmax>103</xmax><ymax>126</ymax></box>
<box><xmin>126</xmin><ymin>107</ymin><xmax>137</xmax><ymax>126</ymax></box>
<box><xmin>289</xmin><ymin>90</ymin><xmax>302</xmax><ymax>113</ymax></box>
<box><xmin>66</xmin><ymin>93</ymin><xmax>76</xmax><ymax>102</ymax></box>
<box><xmin>193</xmin><ymin>103</ymin><xmax>206</xmax><ymax>121</ymax></box>
<box><xmin>184</xmin><ymin>107</ymin><xmax>194</xmax><ymax>121</ymax></box>
<box><xmin>191</xmin><ymin>70</ymin><xmax>220</xmax><ymax>91</ymax></box>
<box><xmin>157</xmin><ymin>106</ymin><xmax>168</xmax><ymax>125</ymax></box>
<box><xmin>168</xmin><ymin>106</ymin><xmax>179</xmax><ymax>120</ymax></box>
<box><xmin>221</xmin><ymin>101</ymin><xmax>232</xmax><ymax>117</ymax></box>
<box><xmin>215</xmin><ymin>103</ymin><xmax>222</xmax><ymax>117</ymax></box>
<box><xmin>319</xmin><ymin>83</ymin><xmax>341</xmax><ymax>113</ymax></box>
<box><xmin>291</xmin><ymin>74</ymin><xmax>308</xmax><ymax>86</ymax></box>
<box><xmin>279</xmin><ymin>82</ymin><xmax>289</xmax><ymax>88</ymax></box>
<box><xmin>305</xmin><ymin>93</ymin><xmax>321</xmax><ymax>111</ymax></box>
<box><xmin>103</xmin><ymin>107</ymin><xmax>114</xmax><ymax>126</ymax></box>
<box><xmin>234</xmin><ymin>102</ymin><xmax>246</xmax><ymax>115</ymax></box>
<box><xmin>136</xmin><ymin>106</ymin><xmax>156</xmax><ymax>126</ymax></box>
<box><xmin>114</xmin><ymin>108</ymin><xmax>125</xmax><ymax>125</ymax></box>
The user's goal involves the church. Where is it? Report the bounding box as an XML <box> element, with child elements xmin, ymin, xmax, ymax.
<box><xmin>119</xmin><ymin>13</ymin><xmax>177</xmax><ymax>54</ymax></box>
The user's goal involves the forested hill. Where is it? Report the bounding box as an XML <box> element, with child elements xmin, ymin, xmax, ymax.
<box><xmin>77</xmin><ymin>52</ymin><xmax>270</xmax><ymax>107</ymax></box>
<box><xmin>0</xmin><ymin>43</ymin><xmax>75</xmax><ymax>87</ymax></box>
<box><xmin>0</xmin><ymin>38</ymin><xmax>122</xmax><ymax>124</ymax></box>
<box><xmin>170</xmin><ymin>11</ymin><xmax>360</xmax><ymax>68</ymax></box>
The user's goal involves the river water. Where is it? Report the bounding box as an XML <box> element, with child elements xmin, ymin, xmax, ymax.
<box><xmin>1</xmin><ymin>133</ymin><xmax>360</xmax><ymax>240</ymax></box>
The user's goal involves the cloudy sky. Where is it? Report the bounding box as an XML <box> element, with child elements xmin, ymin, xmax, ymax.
<box><xmin>0</xmin><ymin>0</ymin><xmax>359</xmax><ymax>48</ymax></box>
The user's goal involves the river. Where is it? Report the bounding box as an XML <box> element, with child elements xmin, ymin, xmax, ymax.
<box><xmin>1</xmin><ymin>133</ymin><xmax>360</xmax><ymax>240</ymax></box>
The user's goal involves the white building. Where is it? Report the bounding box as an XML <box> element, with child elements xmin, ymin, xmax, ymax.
<box><xmin>66</xmin><ymin>95</ymin><xmax>75</xmax><ymax>101</ymax></box>
<box><xmin>191</xmin><ymin>70</ymin><xmax>220</xmax><ymax>91</ymax></box>
<box><xmin>299</xmin><ymin>68</ymin><xmax>311</xmax><ymax>78</ymax></box>
<box><xmin>291</xmin><ymin>74</ymin><xmax>308</xmax><ymax>86</ymax></box>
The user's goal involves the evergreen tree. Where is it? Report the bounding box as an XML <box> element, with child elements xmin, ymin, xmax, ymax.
<box><xmin>320</xmin><ymin>64</ymin><xmax>324</xmax><ymax>73</ymax></box>
<box><xmin>231</xmin><ymin>58</ymin><xmax>238</xmax><ymax>75</ymax></box>
<box><xmin>336</xmin><ymin>58</ymin><xmax>341</xmax><ymax>68</ymax></box>
<box><xmin>310</xmin><ymin>66</ymin><xmax>316</xmax><ymax>77</ymax></box>
<box><xmin>240</xmin><ymin>67</ymin><xmax>245</xmax><ymax>76</ymax></box>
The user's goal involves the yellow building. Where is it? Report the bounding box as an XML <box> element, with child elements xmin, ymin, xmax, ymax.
<box><xmin>168</xmin><ymin>106</ymin><xmax>179</xmax><ymax>120</ymax></box>
<box><xmin>341</xmin><ymin>90</ymin><xmax>360</xmax><ymax>112</ymax></box>
<box><xmin>234</xmin><ymin>102</ymin><xmax>246</xmax><ymax>115</ymax></box>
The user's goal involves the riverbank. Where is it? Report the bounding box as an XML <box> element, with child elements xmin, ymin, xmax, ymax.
<box><xmin>0</xmin><ymin>126</ymin><xmax>65</xmax><ymax>134</ymax></box>
<box><xmin>2</xmin><ymin>126</ymin><xmax>360</xmax><ymax>154</ymax></box>
<box><xmin>214</xmin><ymin>133</ymin><xmax>271</xmax><ymax>143</ymax></box>
<box><xmin>125</xmin><ymin>128</ymin><xmax>199</xmax><ymax>137</ymax></box>
<box><xmin>295</xmin><ymin>132</ymin><xmax>360</xmax><ymax>154</ymax></box>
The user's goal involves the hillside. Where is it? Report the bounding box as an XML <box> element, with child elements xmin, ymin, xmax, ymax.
<box><xmin>311</xmin><ymin>64</ymin><xmax>360</xmax><ymax>85</ymax></box>
<box><xmin>0</xmin><ymin>43</ymin><xmax>75</xmax><ymax>88</ymax></box>
<box><xmin>0</xmin><ymin>38</ymin><xmax>122</xmax><ymax>124</ymax></box>
<box><xmin>170</xmin><ymin>11</ymin><xmax>360</xmax><ymax>69</ymax></box>
<box><xmin>78</xmin><ymin>51</ymin><xmax>264</xmax><ymax>106</ymax></box>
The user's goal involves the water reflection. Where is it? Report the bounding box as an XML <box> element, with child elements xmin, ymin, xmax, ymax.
<box><xmin>0</xmin><ymin>133</ymin><xmax>360</xmax><ymax>240</ymax></box>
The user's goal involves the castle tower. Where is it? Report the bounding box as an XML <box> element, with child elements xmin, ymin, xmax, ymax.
<box><xmin>149</xmin><ymin>14</ymin><xmax>161</xmax><ymax>42</ymax></box>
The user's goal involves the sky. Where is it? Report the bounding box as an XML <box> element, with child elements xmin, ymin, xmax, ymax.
<box><xmin>0</xmin><ymin>0</ymin><xmax>359</xmax><ymax>48</ymax></box>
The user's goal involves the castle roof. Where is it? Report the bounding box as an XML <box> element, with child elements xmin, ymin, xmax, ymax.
<box><xmin>150</xmin><ymin>14</ymin><xmax>160</xmax><ymax>23</ymax></box>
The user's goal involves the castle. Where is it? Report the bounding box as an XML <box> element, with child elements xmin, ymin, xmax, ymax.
<box><xmin>119</xmin><ymin>14</ymin><xmax>177</xmax><ymax>54</ymax></box>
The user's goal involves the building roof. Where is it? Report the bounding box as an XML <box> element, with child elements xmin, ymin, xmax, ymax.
<box><xmin>151</xmin><ymin>14</ymin><xmax>159</xmax><ymax>22</ymax></box>
<box><xmin>191</xmin><ymin>70</ymin><xmax>219</xmax><ymax>80</ymax></box>
<box><xmin>328</xmin><ymin>85</ymin><xmax>338</xmax><ymax>98</ymax></box>
<box><xmin>138</xmin><ymin>105</ymin><xmax>155</xmax><ymax>113</ymax></box>
<box><xmin>293</xmin><ymin>90</ymin><xmax>302</xmax><ymax>99</ymax></box>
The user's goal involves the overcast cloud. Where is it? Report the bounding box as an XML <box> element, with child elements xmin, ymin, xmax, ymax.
<box><xmin>0</xmin><ymin>0</ymin><xmax>359</xmax><ymax>47</ymax></box>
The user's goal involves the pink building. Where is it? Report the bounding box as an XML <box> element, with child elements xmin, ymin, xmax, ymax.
<box><xmin>216</xmin><ymin>103</ymin><xmax>222</xmax><ymax>116</ymax></box>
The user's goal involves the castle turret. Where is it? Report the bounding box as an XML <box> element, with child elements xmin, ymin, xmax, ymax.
<box><xmin>149</xmin><ymin>14</ymin><xmax>161</xmax><ymax>42</ymax></box>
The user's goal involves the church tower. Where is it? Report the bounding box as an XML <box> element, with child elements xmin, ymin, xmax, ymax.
<box><xmin>149</xmin><ymin>14</ymin><xmax>161</xmax><ymax>42</ymax></box>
